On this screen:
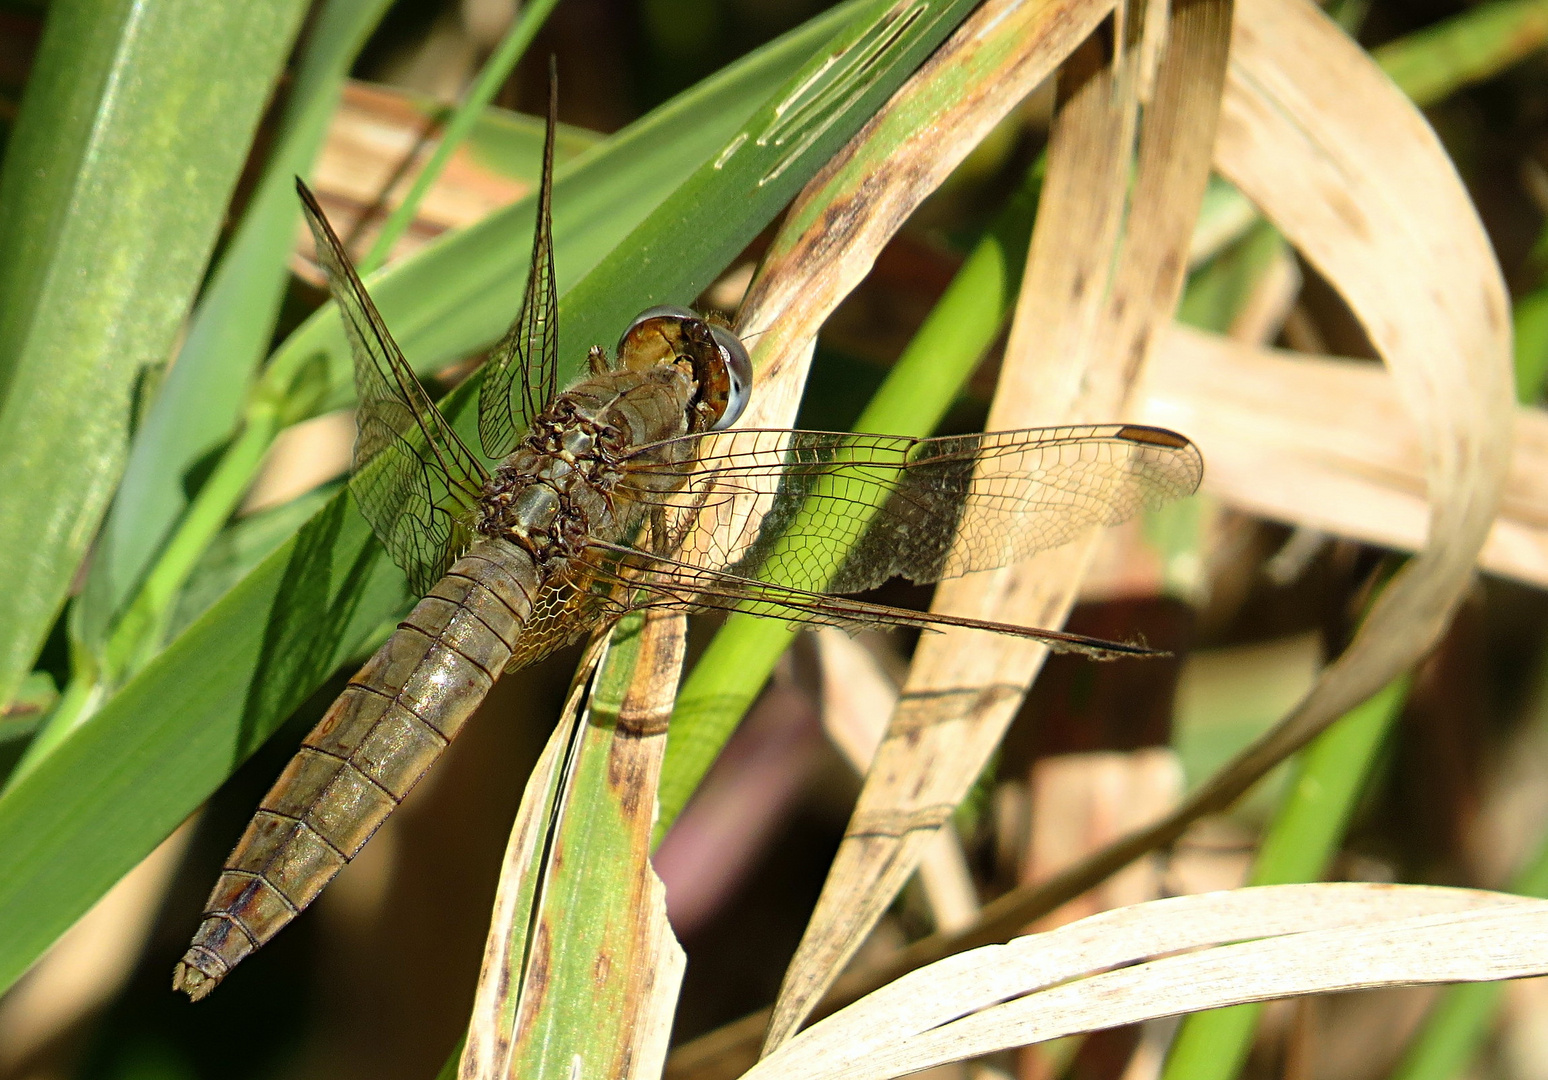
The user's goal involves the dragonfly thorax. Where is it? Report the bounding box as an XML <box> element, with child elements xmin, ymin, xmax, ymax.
<box><xmin>474</xmin><ymin>364</ymin><xmax>699</xmax><ymax>562</ymax></box>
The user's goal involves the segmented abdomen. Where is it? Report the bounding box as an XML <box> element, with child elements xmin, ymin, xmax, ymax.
<box><xmin>173</xmin><ymin>539</ymin><xmax>539</xmax><ymax>1000</ymax></box>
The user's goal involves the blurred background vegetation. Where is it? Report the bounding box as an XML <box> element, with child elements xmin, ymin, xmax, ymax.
<box><xmin>2</xmin><ymin>1</ymin><xmax>1548</xmax><ymax>1080</ymax></box>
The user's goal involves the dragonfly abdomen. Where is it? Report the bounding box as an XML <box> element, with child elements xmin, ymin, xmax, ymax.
<box><xmin>173</xmin><ymin>539</ymin><xmax>539</xmax><ymax>1000</ymax></box>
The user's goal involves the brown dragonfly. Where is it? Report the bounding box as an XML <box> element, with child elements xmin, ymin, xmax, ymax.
<box><xmin>172</xmin><ymin>82</ymin><xmax>1203</xmax><ymax>1001</ymax></box>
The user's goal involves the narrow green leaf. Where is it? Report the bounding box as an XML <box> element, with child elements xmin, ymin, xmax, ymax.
<box><xmin>1372</xmin><ymin>0</ymin><xmax>1548</xmax><ymax>110</ymax></box>
<box><xmin>0</xmin><ymin>0</ymin><xmax>311</xmax><ymax>708</ymax></box>
<box><xmin>502</xmin><ymin>613</ymin><xmax>682</xmax><ymax>1079</ymax></box>
<box><xmin>78</xmin><ymin>0</ymin><xmax>394</xmax><ymax>656</ymax></box>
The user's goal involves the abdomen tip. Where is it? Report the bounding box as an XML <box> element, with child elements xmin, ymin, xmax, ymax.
<box><xmin>172</xmin><ymin>957</ymin><xmax>221</xmax><ymax>1001</ymax></box>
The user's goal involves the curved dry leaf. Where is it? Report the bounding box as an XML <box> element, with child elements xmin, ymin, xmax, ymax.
<box><xmin>1142</xmin><ymin>325</ymin><xmax>1548</xmax><ymax>587</ymax></box>
<box><xmin>1213</xmin><ymin>0</ymin><xmax>1514</xmax><ymax>680</ymax></box>
<box><xmin>815</xmin><ymin>629</ymin><xmax>979</xmax><ymax>934</ymax></box>
<box><xmin>755</xmin><ymin>0</ymin><xmax>1516</xmax><ymax>1048</ymax></box>
<box><xmin>745</xmin><ymin>884</ymin><xmax>1548</xmax><ymax>1080</ymax></box>
<box><xmin>763</xmin><ymin>0</ymin><xmax>1233</xmax><ymax>1050</ymax></box>
<box><xmin>1015</xmin><ymin>0</ymin><xmax>1520</xmax><ymax>928</ymax></box>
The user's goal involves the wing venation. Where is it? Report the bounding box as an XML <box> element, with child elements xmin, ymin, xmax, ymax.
<box><xmin>614</xmin><ymin>424</ymin><xmax>1203</xmax><ymax>596</ymax></box>
<box><xmin>477</xmin><ymin>62</ymin><xmax>560</xmax><ymax>460</ymax></box>
<box><xmin>297</xmin><ymin>180</ymin><xmax>488</xmax><ymax>594</ymax></box>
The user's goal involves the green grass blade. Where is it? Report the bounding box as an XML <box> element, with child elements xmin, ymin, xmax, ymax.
<box><xmin>358</xmin><ymin>0</ymin><xmax>562</xmax><ymax>274</ymax></box>
<box><xmin>0</xmin><ymin>0</ymin><xmax>977</xmax><ymax>998</ymax></box>
<box><xmin>1513</xmin><ymin>287</ymin><xmax>1548</xmax><ymax>404</ymax></box>
<box><xmin>501</xmin><ymin>614</ymin><xmax>684</xmax><ymax>1079</ymax></box>
<box><xmin>75</xmin><ymin>0</ymin><xmax>394</xmax><ymax>659</ymax></box>
<box><xmin>1161</xmin><ymin>677</ymin><xmax>1409</xmax><ymax>1080</ymax></box>
<box><xmin>0</xmin><ymin>0</ymin><xmax>311</xmax><ymax>709</ymax></box>
<box><xmin>1372</xmin><ymin>0</ymin><xmax>1548</xmax><ymax>110</ymax></box>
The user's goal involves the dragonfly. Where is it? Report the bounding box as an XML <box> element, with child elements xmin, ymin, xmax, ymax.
<box><xmin>172</xmin><ymin>78</ymin><xmax>1203</xmax><ymax>1002</ymax></box>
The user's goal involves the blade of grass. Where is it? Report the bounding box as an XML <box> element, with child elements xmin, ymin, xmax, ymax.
<box><xmin>1160</xmin><ymin>676</ymin><xmax>1410</xmax><ymax>1080</ymax></box>
<box><xmin>75</xmin><ymin>0</ymin><xmax>395</xmax><ymax>661</ymax></box>
<box><xmin>357</xmin><ymin>0</ymin><xmax>561</xmax><ymax>273</ymax></box>
<box><xmin>460</xmin><ymin>638</ymin><xmax>603</xmax><ymax>1080</ymax></box>
<box><xmin>490</xmin><ymin>613</ymin><xmax>686</xmax><ymax>1080</ymax></box>
<box><xmin>1373</xmin><ymin>0</ymin><xmax>1548</xmax><ymax>110</ymax></box>
<box><xmin>0</xmin><ymin>0</ymin><xmax>311</xmax><ymax>710</ymax></box>
<box><xmin>0</xmin><ymin>0</ymin><xmax>981</xmax><ymax>999</ymax></box>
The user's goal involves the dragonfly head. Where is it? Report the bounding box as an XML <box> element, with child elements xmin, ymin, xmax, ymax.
<box><xmin>616</xmin><ymin>306</ymin><xmax>752</xmax><ymax>432</ymax></box>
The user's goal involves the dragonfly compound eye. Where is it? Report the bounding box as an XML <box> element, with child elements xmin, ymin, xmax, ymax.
<box><xmin>616</xmin><ymin>305</ymin><xmax>698</xmax><ymax>367</ymax></box>
<box><xmin>708</xmin><ymin>324</ymin><xmax>752</xmax><ymax>431</ymax></box>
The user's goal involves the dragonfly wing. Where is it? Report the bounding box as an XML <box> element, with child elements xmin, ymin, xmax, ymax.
<box><xmin>297</xmin><ymin>181</ymin><xmax>488</xmax><ymax>595</ymax></box>
<box><xmin>585</xmin><ymin>541</ymin><xmax>1158</xmax><ymax>659</ymax></box>
<box><xmin>477</xmin><ymin>64</ymin><xmax>560</xmax><ymax>461</ymax></box>
<box><xmin>614</xmin><ymin>424</ymin><xmax>1203</xmax><ymax>595</ymax></box>
<box><xmin>504</xmin><ymin>568</ymin><xmax>627</xmax><ymax>671</ymax></box>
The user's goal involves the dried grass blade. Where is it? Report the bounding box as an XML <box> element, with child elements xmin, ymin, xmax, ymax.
<box><xmin>814</xmin><ymin>0</ymin><xmax>1516</xmax><ymax>1000</ymax></box>
<box><xmin>815</xmin><ymin>630</ymin><xmax>980</xmax><ymax>933</ymax></box>
<box><xmin>746</xmin><ymin>884</ymin><xmax>1548</xmax><ymax>1080</ymax></box>
<box><xmin>1141</xmin><ymin>326</ymin><xmax>1548</xmax><ymax>587</ymax></box>
<box><xmin>761</xmin><ymin>0</ymin><xmax>1233</xmax><ymax>1051</ymax></box>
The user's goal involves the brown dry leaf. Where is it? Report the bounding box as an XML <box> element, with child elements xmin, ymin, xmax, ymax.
<box><xmin>761</xmin><ymin>0</ymin><xmax>1234</xmax><ymax>1051</ymax></box>
<box><xmin>1023</xmin><ymin>750</ymin><xmax>1182</xmax><ymax>930</ymax></box>
<box><xmin>744</xmin><ymin>884</ymin><xmax>1548</xmax><ymax>1080</ymax></box>
<box><xmin>815</xmin><ymin>629</ymin><xmax>979</xmax><ymax>934</ymax></box>
<box><xmin>1140</xmin><ymin>325</ymin><xmax>1548</xmax><ymax>587</ymax></box>
<box><xmin>752</xmin><ymin>0</ymin><xmax>1515</xmax><ymax>1054</ymax></box>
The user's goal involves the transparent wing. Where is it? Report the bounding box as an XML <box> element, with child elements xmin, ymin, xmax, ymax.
<box><xmin>614</xmin><ymin>424</ymin><xmax>1204</xmax><ymax>595</ymax></box>
<box><xmin>477</xmin><ymin>65</ymin><xmax>560</xmax><ymax>461</ymax></box>
<box><xmin>583</xmin><ymin>542</ymin><xmax>1158</xmax><ymax>659</ymax></box>
<box><xmin>297</xmin><ymin>180</ymin><xmax>488</xmax><ymax>595</ymax></box>
<box><xmin>505</xmin><ymin>569</ymin><xmax>625</xmax><ymax>671</ymax></box>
